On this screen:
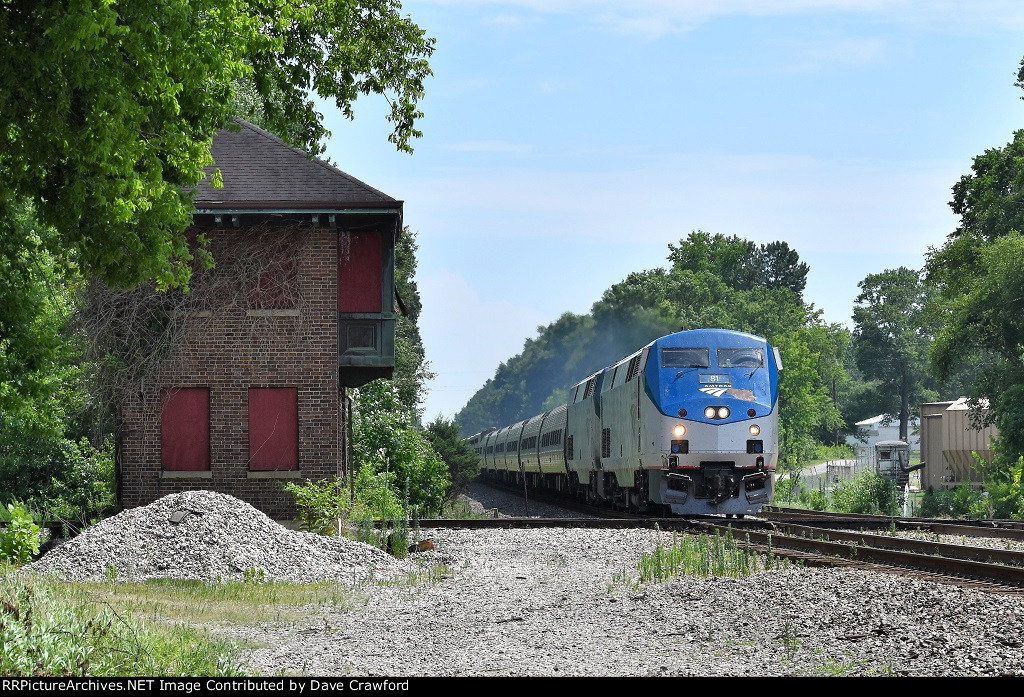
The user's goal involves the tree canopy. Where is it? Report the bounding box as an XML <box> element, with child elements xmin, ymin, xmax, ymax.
<box><xmin>851</xmin><ymin>267</ymin><xmax>936</xmax><ymax>441</ymax></box>
<box><xmin>0</xmin><ymin>0</ymin><xmax>433</xmax><ymax>406</ymax></box>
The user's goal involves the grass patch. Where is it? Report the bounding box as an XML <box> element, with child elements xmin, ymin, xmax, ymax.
<box><xmin>0</xmin><ymin>574</ymin><xmax>247</xmax><ymax>676</ymax></box>
<box><xmin>612</xmin><ymin>527</ymin><xmax>799</xmax><ymax>589</ymax></box>
<box><xmin>2</xmin><ymin>554</ymin><xmax>454</xmax><ymax>676</ymax></box>
<box><xmin>82</xmin><ymin>577</ymin><xmax>371</xmax><ymax>626</ymax></box>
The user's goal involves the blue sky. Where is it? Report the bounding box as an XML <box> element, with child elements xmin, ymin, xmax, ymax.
<box><xmin>320</xmin><ymin>0</ymin><xmax>1024</xmax><ymax>423</ymax></box>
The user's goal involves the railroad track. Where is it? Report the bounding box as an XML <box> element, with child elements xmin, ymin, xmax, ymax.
<box><xmin>761</xmin><ymin>505</ymin><xmax>1024</xmax><ymax>538</ymax></box>
<box><xmin>446</xmin><ymin>481</ymin><xmax>1024</xmax><ymax>596</ymax></box>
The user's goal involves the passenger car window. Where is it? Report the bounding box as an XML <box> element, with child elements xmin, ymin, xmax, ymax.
<box><xmin>661</xmin><ymin>347</ymin><xmax>710</xmax><ymax>368</ymax></box>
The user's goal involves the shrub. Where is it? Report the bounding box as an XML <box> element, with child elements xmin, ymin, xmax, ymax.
<box><xmin>920</xmin><ymin>481</ymin><xmax>989</xmax><ymax>519</ymax></box>
<box><xmin>0</xmin><ymin>501</ymin><xmax>41</xmax><ymax>564</ymax></box>
<box><xmin>773</xmin><ymin>477</ymin><xmax>799</xmax><ymax>503</ymax></box>
<box><xmin>802</xmin><ymin>487</ymin><xmax>829</xmax><ymax>511</ymax></box>
<box><xmin>284</xmin><ymin>462</ymin><xmax>410</xmax><ymax>556</ymax></box>
<box><xmin>43</xmin><ymin>436</ymin><xmax>116</xmax><ymax>531</ymax></box>
<box><xmin>283</xmin><ymin>477</ymin><xmax>351</xmax><ymax>536</ymax></box>
<box><xmin>830</xmin><ymin>469</ymin><xmax>901</xmax><ymax>515</ymax></box>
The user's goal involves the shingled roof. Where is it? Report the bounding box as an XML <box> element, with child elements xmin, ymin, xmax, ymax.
<box><xmin>193</xmin><ymin>118</ymin><xmax>400</xmax><ymax>212</ymax></box>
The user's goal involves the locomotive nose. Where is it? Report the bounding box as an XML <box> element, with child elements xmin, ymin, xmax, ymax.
<box><xmin>706</xmin><ymin>469</ymin><xmax>737</xmax><ymax>504</ymax></box>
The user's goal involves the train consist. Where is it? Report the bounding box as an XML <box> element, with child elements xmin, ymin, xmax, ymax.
<box><xmin>467</xmin><ymin>328</ymin><xmax>781</xmax><ymax>516</ymax></box>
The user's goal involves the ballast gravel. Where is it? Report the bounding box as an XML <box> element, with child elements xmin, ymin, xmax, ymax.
<box><xmin>19</xmin><ymin>485</ymin><xmax>1024</xmax><ymax>677</ymax></box>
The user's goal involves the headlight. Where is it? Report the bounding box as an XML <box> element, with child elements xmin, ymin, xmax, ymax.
<box><xmin>704</xmin><ymin>407</ymin><xmax>716</xmax><ymax>419</ymax></box>
<box><xmin>749</xmin><ymin>424</ymin><xmax>761</xmax><ymax>436</ymax></box>
<box><xmin>717</xmin><ymin>406</ymin><xmax>730</xmax><ymax>419</ymax></box>
<box><xmin>673</xmin><ymin>424</ymin><xmax>686</xmax><ymax>437</ymax></box>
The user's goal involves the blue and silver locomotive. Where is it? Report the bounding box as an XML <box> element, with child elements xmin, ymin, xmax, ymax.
<box><xmin>467</xmin><ymin>328</ymin><xmax>781</xmax><ymax>516</ymax></box>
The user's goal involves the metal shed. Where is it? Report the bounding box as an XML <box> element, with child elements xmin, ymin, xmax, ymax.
<box><xmin>919</xmin><ymin>398</ymin><xmax>995</xmax><ymax>491</ymax></box>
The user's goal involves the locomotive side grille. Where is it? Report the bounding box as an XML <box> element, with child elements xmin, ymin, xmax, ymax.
<box><xmin>566</xmin><ymin>435</ymin><xmax>574</xmax><ymax>460</ymax></box>
<box><xmin>601</xmin><ymin>428</ymin><xmax>611</xmax><ymax>458</ymax></box>
<box><xmin>625</xmin><ymin>355</ymin><xmax>641</xmax><ymax>382</ymax></box>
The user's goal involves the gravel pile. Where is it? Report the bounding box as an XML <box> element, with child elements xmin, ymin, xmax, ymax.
<box><xmin>24</xmin><ymin>490</ymin><xmax>410</xmax><ymax>584</ymax></box>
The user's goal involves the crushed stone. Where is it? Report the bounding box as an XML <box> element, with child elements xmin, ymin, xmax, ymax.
<box><xmin>23</xmin><ymin>490</ymin><xmax>411</xmax><ymax>584</ymax></box>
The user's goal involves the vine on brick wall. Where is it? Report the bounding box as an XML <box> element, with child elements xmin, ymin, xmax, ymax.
<box><xmin>76</xmin><ymin>224</ymin><xmax>311</xmax><ymax>431</ymax></box>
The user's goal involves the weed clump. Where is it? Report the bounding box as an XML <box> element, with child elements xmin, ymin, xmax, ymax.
<box><xmin>615</xmin><ymin>527</ymin><xmax>797</xmax><ymax>589</ymax></box>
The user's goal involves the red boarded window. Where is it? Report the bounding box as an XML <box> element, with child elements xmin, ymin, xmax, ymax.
<box><xmin>338</xmin><ymin>230</ymin><xmax>382</xmax><ymax>312</ymax></box>
<box><xmin>161</xmin><ymin>387</ymin><xmax>210</xmax><ymax>471</ymax></box>
<box><xmin>248</xmin><ymin>387</ymin><xmax>299</xmax><ymax>471</ymax></box>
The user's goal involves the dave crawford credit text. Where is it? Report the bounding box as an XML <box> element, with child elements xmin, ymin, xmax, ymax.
<box><xmin>1</xmin><ymin>679</ymin><xmax>412</xmax><ymax>692</ymax></box>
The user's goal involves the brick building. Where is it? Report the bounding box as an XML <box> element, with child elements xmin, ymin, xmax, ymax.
<box><xmin>117</xmin><ymin>119</ymin><xmax>401</xmax><ymax>519</ymax></box>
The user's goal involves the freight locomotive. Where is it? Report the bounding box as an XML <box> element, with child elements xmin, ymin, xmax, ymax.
<box><xmin>466</xmin><ymin>328</ymin><xmax>781</xmax><ymax>516</ymax></box>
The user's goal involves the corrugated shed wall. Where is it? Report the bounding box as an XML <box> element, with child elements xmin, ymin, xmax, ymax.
<box><xmin>942</xmin><ymin>405</ymin><xmax>996</xmax><ymax>483</ymax></box>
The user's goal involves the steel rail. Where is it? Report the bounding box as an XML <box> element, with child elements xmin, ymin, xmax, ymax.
<box><xmin>701</xmin><ymin>522</ymin><xmax>1024</xmax><ymax>589</ymax></box>
<box><xmin>763</xmin><ymin>505</ymin><xmax>1024</xmax><ymax>534</ymax></box>
<box><xmin>770</xmin><ymin>522</ymin><xmax>1024</xmax><ymax>568</ymax></box>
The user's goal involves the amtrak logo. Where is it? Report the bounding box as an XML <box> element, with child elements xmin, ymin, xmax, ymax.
<box><xmin>699</xmin><ymin>387</ymin><xmax>757</xmax><ymax>401</ymax></box>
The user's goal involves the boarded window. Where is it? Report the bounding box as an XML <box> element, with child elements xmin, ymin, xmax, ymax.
<box><xmin>250</xmin><ymin>257</ymin><xmax>298</xmax><ymax>309</ymax></box>
<box><xmin>248</xmin><ymin>388</ymin><xmax>299</xmax><ymax>471</ymax></box>
<box><xmin>338</xmin><ymin>230</ymin><xmax>383</xmax><ymax>313</ymax></box>
<box><xmin>161</xmin><ymin>387</ymin><xmax>210</xmax><ymax>471</ymax></box>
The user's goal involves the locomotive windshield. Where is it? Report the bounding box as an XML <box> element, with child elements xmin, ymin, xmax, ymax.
<box><xmin>717</xmin><ymin>347</ymin><xmax>765</xmax><ymax>369</ymax></box>
<box><xmin>661</xmin><ymin>347</ymin><xmax>710</xmax><ymax>368</ymax></box>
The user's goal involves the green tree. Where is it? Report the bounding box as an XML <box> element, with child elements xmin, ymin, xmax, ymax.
<box><xmin>929</xmin><ymin>233</ymin><xmax>1024</xmax><ymax>456</ymax></box>
<box><xmin>352</xmin><ymin>380</ymin><xmax>449</xmax><ymax>517</ymax></box>
<box><xmin>921</xmin><ymin>57</ymin><xmax>1024</xmax><ymax>466</ymax></box>
<box><xmin>851</xmin><ymin>267</ymin><xmax>935</xmax><ymax>442</ymax></box>
<box><xmin>0</xmin><ymin>203</ymin><xmax>82</xmax><ymax>427</ymax></box>
<box><xmin>0</xmin><ymin>0</ymin><xmax>434</xmax><ymax>409</ymax></box>
<box><xmin>0</xmin><ymin>204</ymin><xmax>109</xmax><ymax>517</ymax></box>
<box><xmin>773</xmin><ymin>326</ymin><xmax>844</xmax><ymax>469</ymax></box>
<box><xmin>924</xmin><ymin>126</ymin><xmax>1024</xmax><ymax>459</ymax></box>
<box><xmin>424</xmin><ymin>417</ymin><xmax>480</xmax><ymax>505</ymax></box>
<box><xmin>666</xmin><ymin>231</ymin><xmax>808</xmax><ymax>296</ymax></box>
<box><xmin>393</xmin><ymin>227</ymin><xmax>434</xmax><ymax>418</ymax></box>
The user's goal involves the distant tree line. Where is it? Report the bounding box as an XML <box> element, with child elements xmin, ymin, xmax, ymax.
<box><xmin>454</xmin><ymin>230</ymin><xmax>907</xmax><ymax>471</ymax></box>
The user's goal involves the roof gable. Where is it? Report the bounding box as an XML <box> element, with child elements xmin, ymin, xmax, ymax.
<box><xmin>194</xmin><ymin>118</ymin><xmax>399</xmax><ymax>211</ymax></box>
